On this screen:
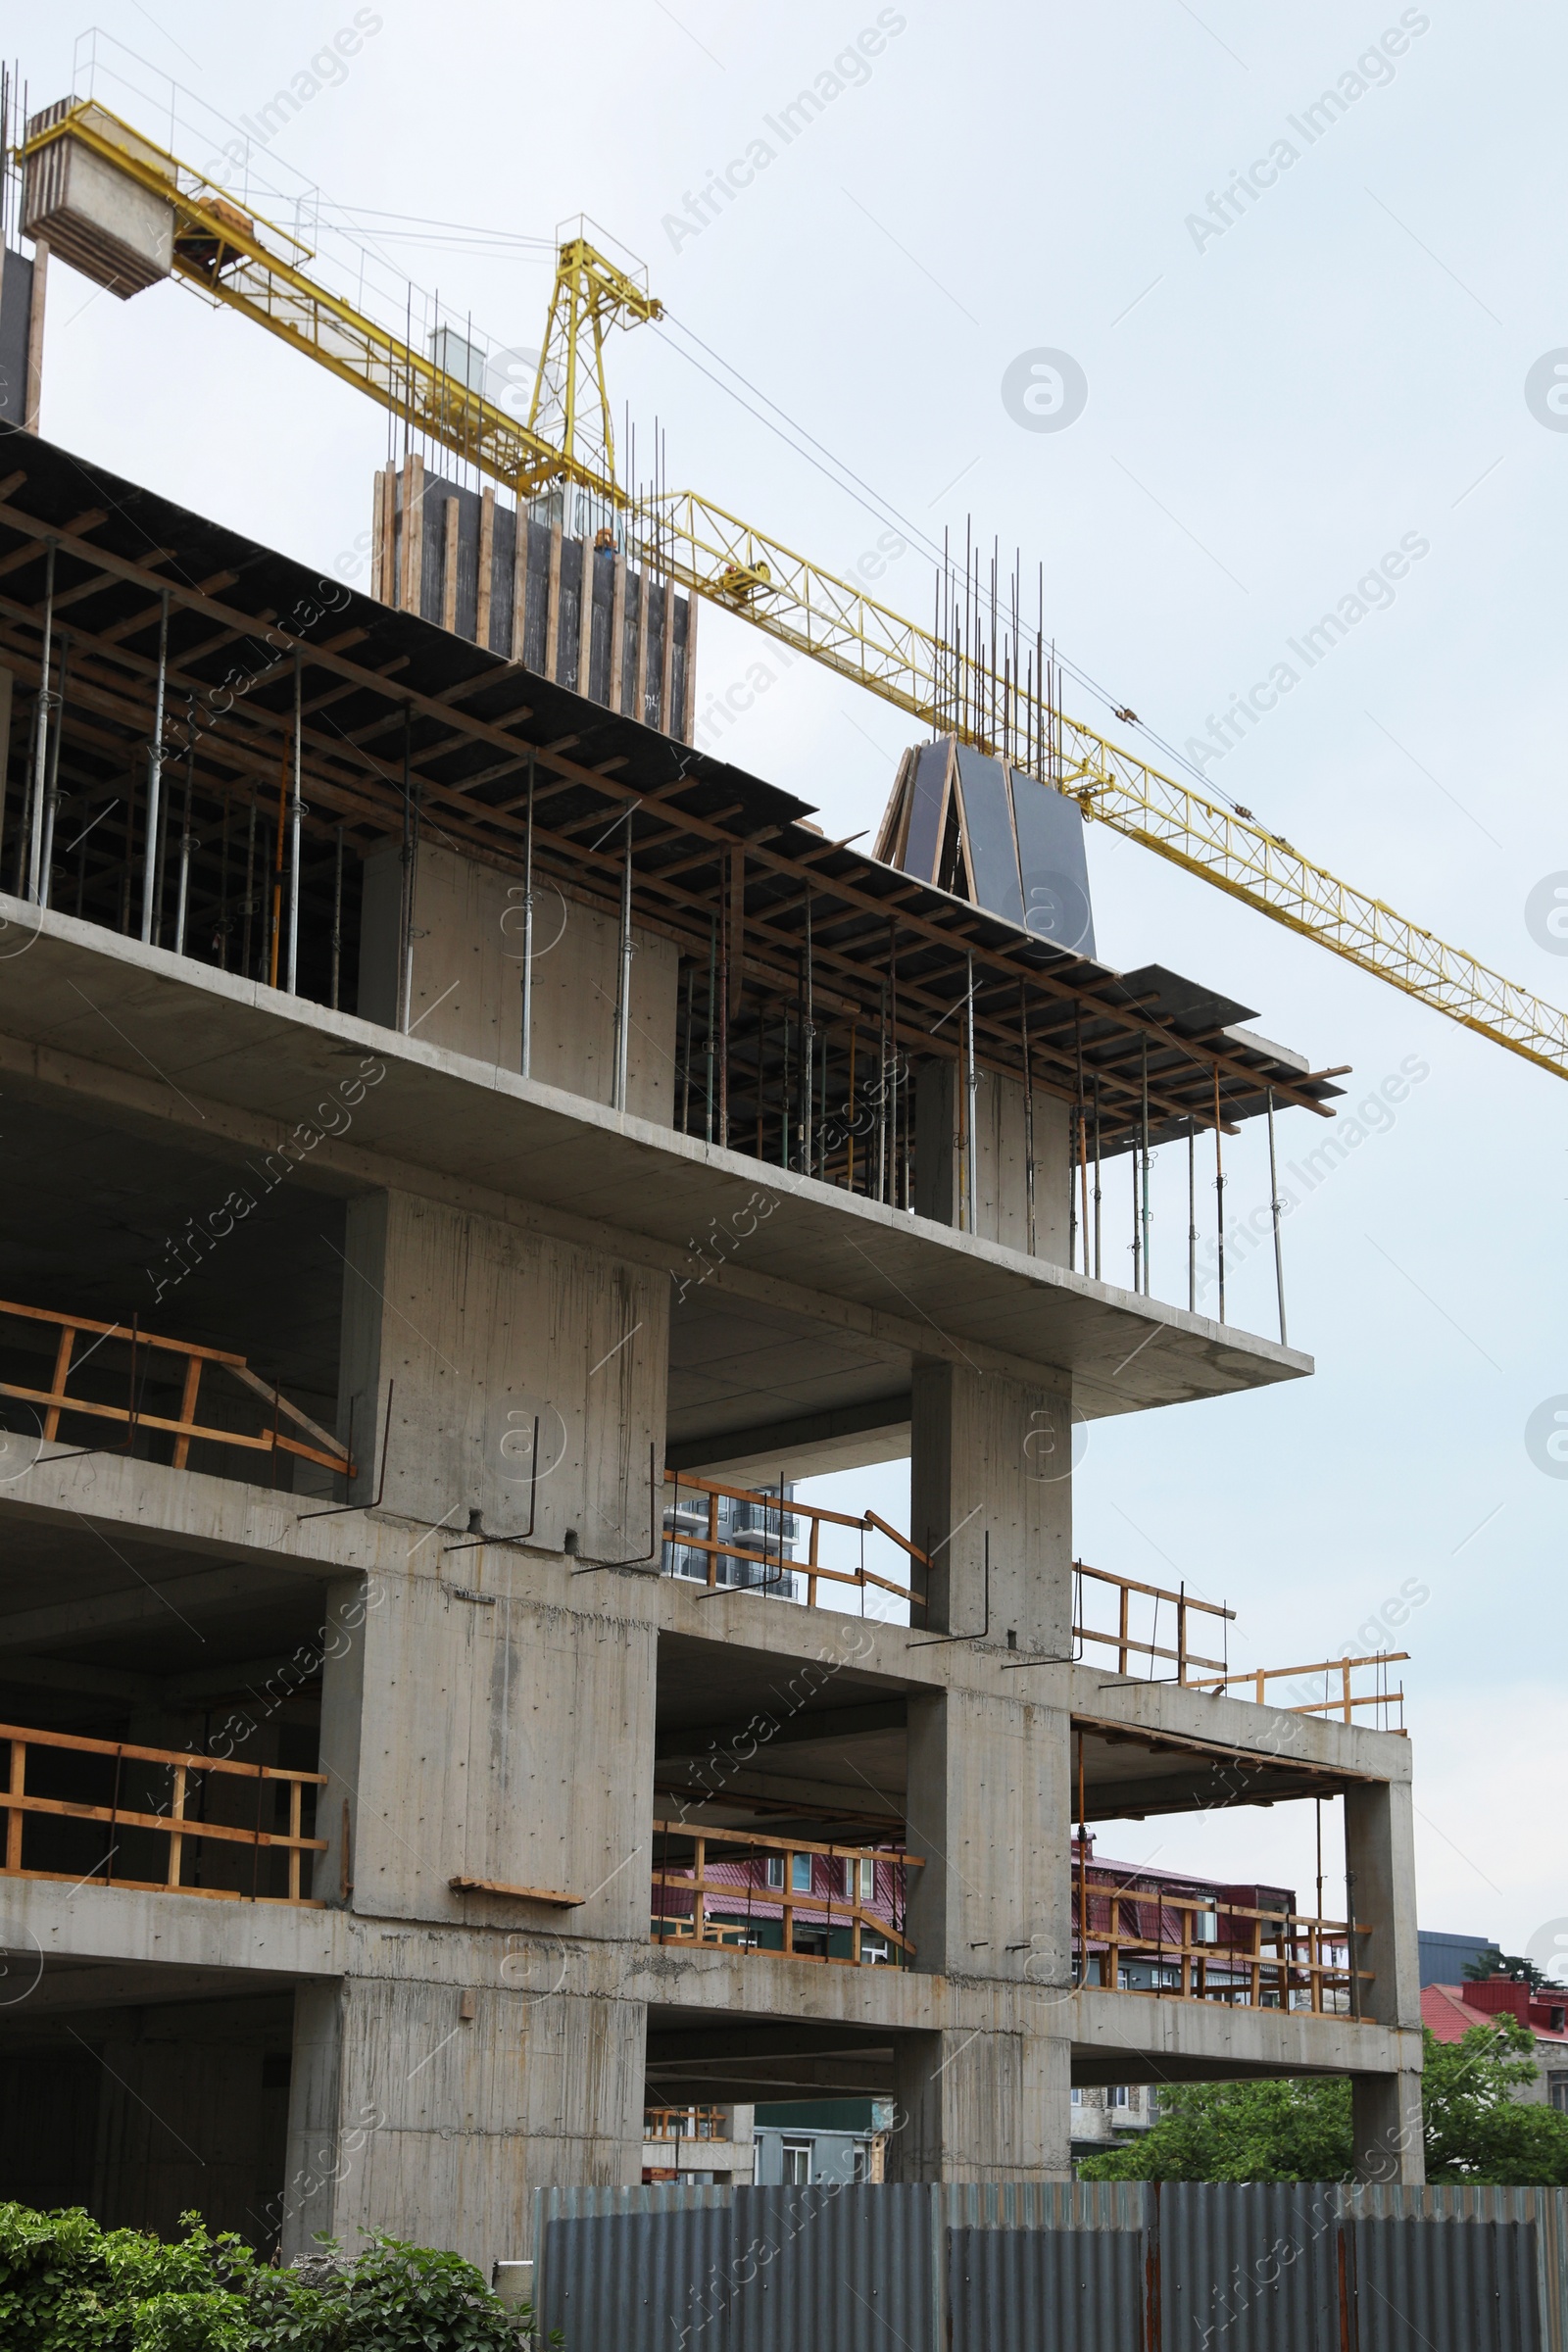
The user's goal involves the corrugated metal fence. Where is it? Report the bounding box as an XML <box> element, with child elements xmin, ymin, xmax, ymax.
<box><xmin>533</xmin><ymin>2180</ymin><xmax>1568</xmax><ymax>2351</ymax></box>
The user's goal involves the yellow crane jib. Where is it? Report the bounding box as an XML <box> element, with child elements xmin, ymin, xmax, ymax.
<box><xmin>15</xmin><ymin>92</ymin><xmax>1568</xmax><ymax>1082</ymax></box>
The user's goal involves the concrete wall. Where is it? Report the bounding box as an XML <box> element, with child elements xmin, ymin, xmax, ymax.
<box><xmin>360</xmin><ymin>837</ymin><xmax>678</xmax><ymax>1124</ymax></box>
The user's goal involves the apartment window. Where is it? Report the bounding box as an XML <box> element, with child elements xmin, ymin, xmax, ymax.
<box><xmin>852</xmin><ymin>2145</ymin><xmax>868</xmax><ymax>2181</ymax></box>
<box><xmin>1070</xmin><ymin>2088</ymin><xmax>1082</xmax><ymax>2106</ymax></box>
<box><xmin>1193</xmin><ymin>1901</ymin><xmax>1219</xmax><ymax>1945</ymax></box>
<box><xmin>1550</xmin><ymin>2075</ymin><xmax>1568</xmax><ymax>2114</ymax></box>
<box><xmin>782</xmin><ymin>2140</ymin><xmax>811</xmax><ymax>2184</ymax></box>
<box><xmin>860</xmin><ymin>1935</ymin><xmax>890</xmax><ymax>1966</ymax></box>
<box><xmin>791</xmin><ymin>1852</ymin><xmax>813</xmax><ymax>1895</ymax></box>
<box><xmin>764</xmin><ymin>1855</ymin><xmax>784</xmax><ymax>1890</ymax></box>
<box><xmin>1109</xmin><ymin>2085</ymin><xmax>1128</xmax><ymax>2107</ymax></box>
<box><xmin>842</xmin><ymin>1857</ymin><xmax>874</xmax><ymax>1902</ymax></box>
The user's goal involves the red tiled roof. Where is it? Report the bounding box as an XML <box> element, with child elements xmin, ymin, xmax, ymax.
<box><xmin>1423</xmin><ymin>1984</ymin><xmax>1568</xmax><ymax>2045</ymax></box>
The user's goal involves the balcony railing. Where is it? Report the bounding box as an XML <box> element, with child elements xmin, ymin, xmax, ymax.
<box><xmin>0</xmin><ymin>1296</ymin><xmax>354</xmax><ymax>1485</ymax></box>
<box><xmin>1188</xmin><ymin>1652</ymin><xmax>1408</xmax><ymax>1729</ymax></box>
<box><xmin>645</xmin><ymin>2108</ymin><xmax>730</xmax><ymax>2141</ymax></box>
<box><xmin>1073</xmin><ymin>1880</ymin><xmax>1373</xmax><ymax>2015</ymax></box>
<box><xmin>0</xmin><ymin>1720</ymin><xmax>327</xmax><ymax>1904</ymax></box>
<box><xmin>663</xmin><ymin>1471</ymin><xmax>927</xmax><ymax>1615</ymax></box>
<box><xmin>651</xmin><ymin>1817</ymin><xmax>921</xmax><ymax>1966</ymax></box>
<box><xmin>1067</xmin><ymin>1561</ymin><xmax>1408</xmax><ymax>1732</ymax></box>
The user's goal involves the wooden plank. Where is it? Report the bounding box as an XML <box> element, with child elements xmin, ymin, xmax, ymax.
<box><xmin>449</xmin><ymin>1875</ymin><xmax>582</xmax><ymax>1906</ymax></box>
<box><xmin>476</xmin><ymin>485</ymin><xmax>495</xmax><ymax>650</ymax></box>
<box><xmin>442</xmin><ymin>498</ymin><xmax>460</xmax><ymax>633</ymax></box>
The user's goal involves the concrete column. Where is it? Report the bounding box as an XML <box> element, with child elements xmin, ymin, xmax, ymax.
<box><xmin>914</xmin><ymin>1059</ymin><xmax>1071</xmax><ymax>1264</ymax></box>
<box><xmin>904</xmin><ymin>1686</ymin><xmax>1072</xmax><ymax>1983</ymax></box>
<box><xmin>1345</xmin><ymin>1774</ymin><xmax>1425</xmax><ymax>2182</ymax></box>
<box><xmin>1351</xmin><ymin>2071</ymin><xmax>1425</xmax><ymax>2185</ymax></box>
<box><xmin>887</xmin><ymin>2026</ymin><xmax>1070</xmax><ymax>2181</ymax></box>
<box><xmin>281</xmin><ymin>1973</ymin><xmax>644</xmax><ymax>2269</ymax></box>
<box><xmin>908</xmin><ymin>1360</ymin><xmax>1072</xmax><ymax>1647</ymax></box>
<box><xmin>358</xmin><ymin>836</ymin><xmax>677</xmax><ymax>1122</ymax></box>
<box><xmin>336</xmin><ymin>1186</ymin><xmax>668</xmax><ymax>1544</ymax></box>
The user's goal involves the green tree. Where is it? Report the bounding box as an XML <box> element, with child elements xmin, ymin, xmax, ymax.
<box><xmin>1078</xmin><ymin>2020</ymin><xmax>1568</xmax><ymax>2187</ymax></box>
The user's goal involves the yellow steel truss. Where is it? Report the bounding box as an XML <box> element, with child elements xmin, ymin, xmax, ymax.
<box><xmin>19</xmin><ymin>100</ymin><xmax>1565</xmax><ymax>1079</ymax></box>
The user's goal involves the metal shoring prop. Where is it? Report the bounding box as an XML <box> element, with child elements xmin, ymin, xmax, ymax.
<box><xmin>172</xmin><ymin>701</ymin><xmax>195</xmax><ymax>956</ymax></box>
<box><xmin>25</xmin><ymin>537</ymin><xmax>56</xmax><ymax>905</ymax></box>
<box><xmin>519</xmin><ymin>751</ymin><xmax>535</xmax><ymax>1076</ymax></box>
<box><xmin>1213</xmin><ymin>1068</ymin><xmax>1227</xmax><ymax>1323</ymax></box>
<box><xmin>36</xmin><ymin>632</ymin><xmax>70</xmax><ymax>907</ymax></box>
<box><xmin>1093</xmin><ymin>1076</ymin><xmax>1102</xmax><ymax>1278</ymax></box>
<box><xmin>1188</xmin><ymin>1118</ymin><xmax>1198</xmax><ymax>1312</ymax></box>
<box><xmin>442</xmin><ymin>1416</ymin><xmax>541</xmax><ymax>1553</ymax></box>
<box><xmin>1267</xmin><ymin>1087</ymin><xmax>1288</xmax><ymax>1346</ymax></box>
<box><xmin>398</xmin><ymin>707</ymin><xmax>416</xmax><ymax>1033</ymax></box>
<box><xmin>1021</xmin><ymin>981</ymin><xmax>1036</xmax><ymax>1256</ymax></box>
<box><xmin>613</xmin><ymin>803</ymin><xmax>635</xmax><ymax>1113</ymax></box>
<box><xmin>705</xmin><ymin>912</ymin><xmax>716</xmax><ymax>1142</ymax></box>
<box><xmin>285</xmin><ymin>647</ymin><xmax>303</xmax><ymax>994</ymax></box>
<box><xmin>1141</xmin><ymin>1039</ymin><xmax>1152</xmax><ymax>1297</ymax></box>
<box><xmin>329</xmin><ymin>823</ymin><xmax>344</xmax><ymax>1009</ymax></box>
<box><xmin>801</xmin><ymin>899</ymin><xmax>815</xmax><ymax>1173</ymax></box>
<box><xmin>963</xmin><ymin>952</ymin><xmax>978</xmax><ymax>1233</ymax></box>
<box><xmin>138</xmin><ymin>589</ymin><xmax>169</xmax><ymax>943</ymax></box>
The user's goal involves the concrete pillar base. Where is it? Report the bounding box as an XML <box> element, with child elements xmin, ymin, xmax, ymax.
<box><xmin>1351</xmin><ymin>2069</ymin><xmax>1425</xmax><ymax>2183</ymax></box>
<box><xmin>887</xmin><ymin>2027</ymin><xmax>1071</xmax><ymax>2181</ymax></box>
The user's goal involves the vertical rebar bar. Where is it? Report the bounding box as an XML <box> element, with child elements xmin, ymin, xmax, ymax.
<box><xmin>138</xmin><ymin>588</ymin><xmax>168</xmax><ymax>942</ymax></box>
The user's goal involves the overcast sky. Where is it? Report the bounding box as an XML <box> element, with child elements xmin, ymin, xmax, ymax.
<box><xmin>23</xmin><ymin>1</ymin><xmax>1567</xmax><ymax>1973</ymax></box>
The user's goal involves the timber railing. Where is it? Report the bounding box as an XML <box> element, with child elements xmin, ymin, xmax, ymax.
<box><xmin>1073</xmin><ymin>1561</ymin><xmax>1408</xmax><ymax>1730</ymax></box>
<box><xmin>662</xmin><ymin>1471</ymin><xmax>928</xmax><ymax>1614</ymax></box>
<box><xmin>0</xmin><ymin>1720</ymin><xmax>327</xmax><ymax>1904</ymax></box>
<box><xmin>651</xmin><ymin>1816</ymin><xmax>921</xmax><ymax>1966</ymax></box>
<box><xmin>1074</xmin><ymin>1879</ymin><xmax>1374</xmax><ymax>2015</ymax></box>
<box><xmin>0</xmin><ymin>1297</ymin><xmax>354</xmax><ymax>1483</ymax></box>
<box><xmin>1187</xmin><ymin>1652</ymin><xmax>1408</xmax><ymax>1731</ymax></box>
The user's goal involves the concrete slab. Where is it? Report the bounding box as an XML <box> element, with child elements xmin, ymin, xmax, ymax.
<box><xmin>0</xmin><ymin>901</ymin><xmax>1312</xmax><ymax>1419</ymax></box>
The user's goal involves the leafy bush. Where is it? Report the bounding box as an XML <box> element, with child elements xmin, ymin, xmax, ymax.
<box><xmin>0</xmin><ymin>2205</ymin><xmax>543</xmax><ymax>2350</ymax></box>
<box><xmin>1078</xmin><ymin>2020</ymin><xmax>1568</xmax><ymax>2186</ymax></box>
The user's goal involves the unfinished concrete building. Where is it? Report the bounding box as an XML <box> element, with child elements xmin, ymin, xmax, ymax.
<box><xmin>0</xmin><ymin>432</ymin><xmax>1425</xmax><ymax>2268</ymax></box>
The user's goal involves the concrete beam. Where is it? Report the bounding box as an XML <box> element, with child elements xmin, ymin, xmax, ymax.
<box><xmin>0</xmin><ymin>1565</ymin><xmax>298</xmax><ymax>1650</ymax></box>
<box><xmin>654</xmin><ymin>1699</ymin><xmax>906</xmax><ymax>1761</ymax></box>
<box><xmin>665</xmin><ymin>1396</ymin><xmax>912</xmax><ymax>1486</ymax></box>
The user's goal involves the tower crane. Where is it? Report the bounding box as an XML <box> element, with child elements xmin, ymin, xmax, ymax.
<box><xmin>15</xmin><ymin>95</ymin><xmax>1565</xmax><ymax>1081</ymax></box>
